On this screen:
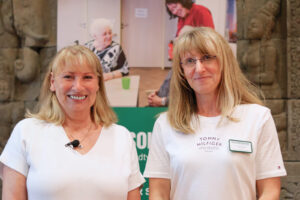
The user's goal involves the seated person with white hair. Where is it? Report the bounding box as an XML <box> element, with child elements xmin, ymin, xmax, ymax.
<box><xmin>86</xmin><ymin>18</ymin><xmax>129</xmax><ymax>81</ymax></box>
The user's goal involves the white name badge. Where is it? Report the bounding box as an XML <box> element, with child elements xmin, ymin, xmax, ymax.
<box><xmin>229</xmin><ymin>139</ymin><xmax>252</xmax><ymax>153</ymax></box>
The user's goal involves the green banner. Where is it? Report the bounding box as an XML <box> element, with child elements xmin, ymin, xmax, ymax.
<box><xmin>114</xmin><ymin>107</ymin><xmax>167</xmax><ymax>200</ymax></box>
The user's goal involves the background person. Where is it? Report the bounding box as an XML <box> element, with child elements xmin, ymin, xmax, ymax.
<box><xmin>166</xmin><ymin>0</ymin><xmax>214</xmax><ymax>36</ymax></box>
<box><xmin>147</xmin><ymin>70</ymin><xmax>172</xmax><ymax>107</ymax></box>
<box><xmin>86</xmin><ymin>18</ymin><xmax>129</xmax><ymax>81</ymax></box>
<box><xmin>144</xmin><ymin>27</ymin><xmax>286</xmax><ymax>199</ymax></box>
<box><xmin>148</xmin><ymin>0</ymin><xmax>216</xmax><ymax>107</ymax></box>
<box><xmin>0</xmin><ymin>45</ymin><xmax>144</xmax><ymax>200</ymax></box>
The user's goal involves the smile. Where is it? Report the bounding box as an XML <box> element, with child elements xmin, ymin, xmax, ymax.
<box><xmin>194</xmin><ymin>76</ymin><xmax>210</xmax><ymax>80</ymax></box>
<box><xmin>68</xmin><ymin>95</ymin><xmax>87</xmax><ymax>100</ymax></box>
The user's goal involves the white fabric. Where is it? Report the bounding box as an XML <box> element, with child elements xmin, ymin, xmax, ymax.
<box><xmin>144</xmin><ymin>104</ymin><xmax>286</xmax><ymax>200</ymax></box>
<box><xmin>0</xmin><ymin>118</ymin><xmax>145</xmax><ymax>200</ymax></box>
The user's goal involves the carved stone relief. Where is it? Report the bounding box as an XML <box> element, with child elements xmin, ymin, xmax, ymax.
<box><xmin>240</xmin><ymin>0</ymin><xmax>285</xmax><ymax>99</ymax></box>
<box><xmin>0</xmin><ymin>0</ymin><xmax>18</xmax><ymax>48</ymax></box>
<box><xmin>238</xmin><ymin>0</ymin><xmax>288</xmax><ymax>160</ymax></box>
<box><xmin>0</xmin><ymin>0</ymin><xmax>57</xmax><ymax>165</ymax></box>
<box><xmin>265</xmin><ymin>100</ymin><xmax>287</xmax><ymax>158</ymax></box>
<box><xmin>287</xmin><ymin>0</ymin><xmax>300</xmax><ymax>38</ymax></box>
<box><xmin>287</xmin><ymin>37</ymin><xmax>300</xmax><ymax>98</ymax></box>
<box><xmin>287</xmin><ymin>100</ymin><xmax>300</xmax><ymax>161</ymax></box>
<box><xmin>0</xmin><ymin>102</ymin><xmax>24</xmax><ymax>152</ymax></box>
<box><xmin>281</xmin><ymin>163</ymin><xmax>300</xmax><ymax>199</ymax></box>
<box><xmin>0</xmin><ymin>49</ymin><xmax>17</xmax><ymax>102</ymax></box>
<box><xmin>238</xmin><ymin>0</ymin><xmax>300</xmax><ymax>197</ymax></box>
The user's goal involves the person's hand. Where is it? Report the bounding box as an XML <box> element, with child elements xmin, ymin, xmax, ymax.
<box><xmin>103</xmin><ymin>73</ymin><xmax>113</xmax><ymax>81</ymax></box>
<box><xmin>148</xmin><ymin>92</ymin><xmax>164</xmax><ymax>107</ymax></box>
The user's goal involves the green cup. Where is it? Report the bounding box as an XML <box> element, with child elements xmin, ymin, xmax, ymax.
<box><xmin>122</xmin><ymin>77</ymin><xmax>130</xmax><ymax>90</ymax></box>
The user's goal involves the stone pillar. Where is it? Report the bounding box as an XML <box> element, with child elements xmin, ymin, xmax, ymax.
<box><xmin>237</xmin><ymin>0</ymin><xmax>300</xmax><ymax>198</ymax></box>
<box><xmin>284</xmin><ymin>0</ymin><xmax>300</xmax><ymax>198</ymax></box>
<box><xmin>0</xmin><ymin>0</ymin><xmax>57</xmax><ymax>197</ymax></box>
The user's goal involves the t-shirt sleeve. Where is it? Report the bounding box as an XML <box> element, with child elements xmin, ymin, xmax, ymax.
<box><xmin>0</xmin><ymin>121</ymin><xmax>29</xmax><ymax>179</ymax></box>
<box><xmin>143</xmin><ymin>117</ymin><xmax>170</xmax><ymax>179</ymax></box>
<box><xmin>255</xmin><ymin>110</ymin><xmax>287</xmax><ymax>180</ymax></box>
<box><xmin>128</xmin><ymin>133</ymin><xmax>145</xmax><ymax>191</ymax></box>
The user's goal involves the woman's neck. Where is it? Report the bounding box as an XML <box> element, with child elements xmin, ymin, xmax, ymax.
<box><xmin>63</xmin><ymin>113</ymin><xmax>93</xmax><ymax>131</ymax></box>
<box><xmin>195</xmin><ymin>93</ymin><xmax>220</xmax><ymax>117</ymax></box>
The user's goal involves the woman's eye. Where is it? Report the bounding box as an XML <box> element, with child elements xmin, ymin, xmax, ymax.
<box><xmin>84</xmin><ymin>75</ymin><xmax>93</xmax><ymax>79</ymax></box>
<box><xmin>203</xmin><ymin>55</ymin><xmax>213</xmax><ymax>61</ymax></box>
<box><xmin>186</xmin><ymin>58</ymin><xmax>195</xmax><ymax>63</ymax></box>
<box><xmin>202</xmin><ymin>55</ymin><xmax>210</xmax><ymax>61</ymax></box>
<box><xmin>63</xmin><ymin>75</ymin><xmax>73</xmax><ymax>79</ymax></box>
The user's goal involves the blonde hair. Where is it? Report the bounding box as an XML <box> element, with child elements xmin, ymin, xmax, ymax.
<box><xmin>27</xmin><ymin>45</ymin><xmax>117</xmax><ymax>126</ymax></box>
<box><xmin>168</xmin><ymin>27</ymin><xmax>263</xmax><ymax>134</ymax></box>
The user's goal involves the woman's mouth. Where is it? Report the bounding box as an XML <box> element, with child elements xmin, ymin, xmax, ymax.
<box><xmin>68</xmin><ymin>95</ymin><xmax>87</xmax><ymax>100</ymax></box>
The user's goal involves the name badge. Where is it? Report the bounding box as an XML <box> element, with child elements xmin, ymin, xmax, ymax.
<box><xmin>229</xmin><ymin>139</ymin><xmax>252</xmax><ymax>153</ymax></box>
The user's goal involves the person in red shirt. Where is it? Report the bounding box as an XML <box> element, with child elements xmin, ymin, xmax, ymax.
<box><xmin>166</xmin><ymin>0</ymin><xmax>215</xmax><ymax>36</ymax></box>
<box><xmin>148</xmin><ymin>1</ymin><xmax>215</xmax><ymax>107</ymax></box>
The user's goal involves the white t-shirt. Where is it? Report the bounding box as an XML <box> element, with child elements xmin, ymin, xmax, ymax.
<box><xmin>0</xmin><ymin>118</ymin><xmax>145</xmax><ymax>200</ymax></box>
<box><xmin>144</xmin><ymin>104</ymin><xmax>286</xmax><ymax>200</ymax></box>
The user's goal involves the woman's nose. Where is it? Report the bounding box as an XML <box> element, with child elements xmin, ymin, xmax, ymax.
<box><xmin>72</xmin><ymin>78</ymin><xmax>84</xmax><ymax>90</ymax></box>
<box><xmin>173</xmin><ymin>8</ymin><xmax>179</xmax><ymax>15</ymax></box>
<box><xmin>195</xmin><ymin>60</ymin><xmax>205</xmax><ymax>73</ymax></box>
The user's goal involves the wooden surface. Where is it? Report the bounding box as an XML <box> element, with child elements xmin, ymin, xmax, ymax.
<box><xmin>105</xmin><ymin>75</ymin><xmax>140</xmax><ymax>107</ymax></box>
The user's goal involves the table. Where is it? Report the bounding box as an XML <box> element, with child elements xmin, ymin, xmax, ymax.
<box><xmin>104</xmin><ymin>75</ymin><xmax>140</xmax><ymax>107</ymax></box>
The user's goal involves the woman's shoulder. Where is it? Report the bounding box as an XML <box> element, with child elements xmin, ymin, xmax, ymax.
<box><xmin>154</xmin><ymin>112</ymin><xmax>171</xmax><ymax>128</ymax></box>
<box><xmin>237</xmin><ymin>103</ymin><xmax>269</xmax><ymax>111</ymax></box>
<box><xmin>193</xmin><ymin>3</ymin><xmax>211</xmax><ymax>13</ymax></box>
<box><xmin>12</xmin><ymin>118</ymin><xmax>56</xmax><ymax>141</ymax></box>
<box><xmin>157</xmin><ymin>112</ymin><xmax>168</xmax><ymax>121</ymax></box>
<box><xmin>104</xmin><ymin>123</ymin><xmax>132</xmax><ymax>137</ymax></box>
<box><xmin>111</xmin><ymin>41</ymin><xmax>120</xmax><ymax>46</ymax></box>
<box><xmin>103</xmin><ymin>124</ymin><xmax>136</xmax><ymax>147</ymax></box>
<box><xmin>15</xmin><ymin>118</ymin><xmax>50</xmax><ymax>128</ymax></box>
<box><xmin>110</xmin><ymin>41</ymin><xmax>123</xmax><ymax>50</ymax></box>
<box><xmin>233</xmin><ymin>104</ymin><xmax>271</xmax><ymax>119</ymax></box>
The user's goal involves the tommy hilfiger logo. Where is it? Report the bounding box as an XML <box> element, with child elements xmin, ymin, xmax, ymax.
<box><xmin>196</xmin><ymin>136</ymin><xmax>223</xmax><ymax>152</ymax></box>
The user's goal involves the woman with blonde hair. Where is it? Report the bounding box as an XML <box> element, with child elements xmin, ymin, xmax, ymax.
<box><xmin>144</xmin><ymin>27</ymin><xmax>286</xmax><ymax>199</ymax></box>
<box><xmin>0</xmin><ymin>45</ymin><xmax>144</xmax><ymax>200</ymax></box>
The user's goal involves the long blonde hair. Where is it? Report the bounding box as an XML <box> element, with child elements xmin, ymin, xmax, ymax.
<box><xmin>168</xmin><ymin>27</ymin><xmax>263</xmax><ymax>134</ymax></box>
<box><xmin>27</xmin><ymin>45</ymin><xmax>117</xmax><ymax>126</ymax></box>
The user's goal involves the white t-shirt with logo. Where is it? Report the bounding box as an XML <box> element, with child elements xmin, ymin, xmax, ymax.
<box><xmin>144</xmin><ymin>104</ymin><xmax>286</xmax><ymax>200</ymax></box>
<box><xmin>0</xmin><ymin>118</ymin><xmax>145</xmax><ymax>200</ymax></box>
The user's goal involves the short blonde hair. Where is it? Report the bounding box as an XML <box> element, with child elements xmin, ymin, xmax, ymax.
<box><xmin>89</xmin><ymin>18</ymin><xmax>113</xmax><ymax>37</ymax></box>
<box><xmin>168</xmin><ymin>27</ymin><xmax>263</xmax><ymax>134</ymax></box>
<box><xmin>27</xmin><ymin>45</ymin><xmax>117</xmax><ymax>126</ymax></box>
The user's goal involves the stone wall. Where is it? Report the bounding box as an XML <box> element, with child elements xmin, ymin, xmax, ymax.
<box><xmin>0</xmin><ymin>0</ymin><xmax>57</xmax><ymax>196</ymax></box>
<box><xmin>0</xmin><ymin>0</ymin><xmax>299</xmax><ymax>199</ymax></box>
<box><xmin>237</xmin><ymin>0</ymin><xmax>300</xmax><ymax>198</ymax></box>
<box><xmin>0</xmin><ymin>0</ymin><xmax>57</xmax><ymax>148</ymax></box>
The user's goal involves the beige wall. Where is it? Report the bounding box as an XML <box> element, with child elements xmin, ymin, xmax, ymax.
<box><xmin>57</xmin><ymin>0</ymin><xmax>121</xmax><ymax>51</ymax></box>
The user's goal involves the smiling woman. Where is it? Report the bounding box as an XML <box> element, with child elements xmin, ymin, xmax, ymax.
<box><xmin>165</xmin><ymin>0</ymin><xmax>215</xmax><ymax>36</ymax></box>
<box><xmin>144</xmin><ymin>27</ymin><xmax>286</xmax><ymax>200</ymax></box>
<box><xmin>49</xmin><ymin>58</ymin><xmax>100</xmax><ymax>117</ymax></box>
<box><xmin>0</xmin><ymin>45</ymin><xmax>145</xmax><ymax>200</ymax></box>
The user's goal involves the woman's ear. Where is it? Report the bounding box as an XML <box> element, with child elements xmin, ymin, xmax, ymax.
<box><xmin>49</xmin><ymin>72</ymin><xmax>55</xmax><ymax>92</ymax></box>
